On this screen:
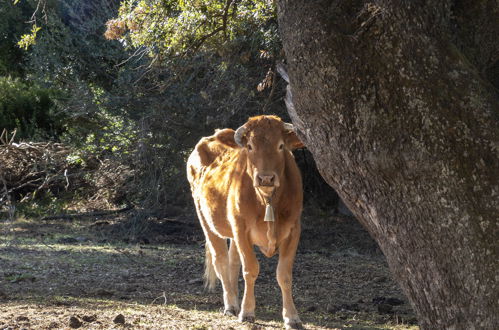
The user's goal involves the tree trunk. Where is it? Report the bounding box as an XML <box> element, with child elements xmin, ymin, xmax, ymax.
<box><xmin>277</xmin><ymin>0</ymin><xmax>499</xmax><ymax>329</ymax></box>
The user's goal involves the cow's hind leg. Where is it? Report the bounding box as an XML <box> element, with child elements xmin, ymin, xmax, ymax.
<box><xmin>205</xmin><ymin>232</ymin><xmax>239</xmax><ymax>316</ymax></box>
<box><xmin>277</xmin><ymin>226</ymin><xmax>302</xmax><ymax>329</ymax></box>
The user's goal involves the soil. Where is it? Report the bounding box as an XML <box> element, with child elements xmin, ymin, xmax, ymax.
<box><xmin>0</xmin><ymin>208</ymin><xmax>418</xmax><ymax>329</ymax></box>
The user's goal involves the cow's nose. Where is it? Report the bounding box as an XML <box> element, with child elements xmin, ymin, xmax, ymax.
<box><xmin>258</xmin><ymin>174</ymin><xmax>275</xmax><ymax>186</ymax></box>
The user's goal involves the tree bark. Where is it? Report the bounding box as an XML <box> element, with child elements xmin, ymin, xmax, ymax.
<box><xmin>277</xmin><ymin>0</ymin><xmax>499</xmax><ymax>329</ymax></box>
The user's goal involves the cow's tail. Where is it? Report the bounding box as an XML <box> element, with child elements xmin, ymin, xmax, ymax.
<box><xmin>204</xmin><ymin>244</ymin><xmax>217</xmax><ymax>292</ymax></box>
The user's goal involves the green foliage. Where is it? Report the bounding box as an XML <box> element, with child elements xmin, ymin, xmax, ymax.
<box><xmin>17</xmin><ymin>0</ymin><xmax>286</xmax><ymax>211</ymax></box>
<box><xmin>106</xmin><ymin>0</ymin><xmax>278</xmax><ymax>57</ymax></box>
<box><xmin>0</xmin><ymin>0</ymin><xmax>34</xmax><ymax>77</ymax></box>
<box><xmin>26</xmin><ymin>1</ymin><xmax>128</xmax><ymax>93</ymax></box>
<box><xmin>0</xmin><ymin>1</ymin><xmax>65</xmax><ymax>141</ymax></box>
<box><xmin>17</xmin><ymin>24</ymin><xmax>42</xmax><ymax>50</ymax></box>
<box><xmin>0</xmin><ymin>76</ymin><xmax>65</xmax><ymax>140</ymax></box>
<box><xmin>14</xmin><ymin>191</ymin><xmax>68</xmax><ymax>219</ymax></box>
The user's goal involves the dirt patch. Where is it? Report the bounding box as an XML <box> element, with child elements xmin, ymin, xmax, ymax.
<box><xmin>0</xmin><ymin>212</ymin><xmax>417</xmax><ymax>329</ymax></box>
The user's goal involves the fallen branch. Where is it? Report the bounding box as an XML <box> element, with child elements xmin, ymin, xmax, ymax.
<box><xmin>41</xmin><ymin>205</ymin><xmax>134</xmax><ymax>220</ymax></box>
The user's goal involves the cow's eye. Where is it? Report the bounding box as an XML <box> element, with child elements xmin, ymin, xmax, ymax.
<box><xmin>279</xmin><ymin>143</ymin><xmax>284</xmax><ymax>150</ymax></box>
<box><xmin>247</xmin><ymin>144</ymin><xmax>253</xmax><ymax>151</ymax></box>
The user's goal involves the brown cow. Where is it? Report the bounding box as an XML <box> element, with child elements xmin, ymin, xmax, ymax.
<box><xmin>187</xmin><ymin>115</ymin><xmax>304</xmax><ymax>329</ymax></box>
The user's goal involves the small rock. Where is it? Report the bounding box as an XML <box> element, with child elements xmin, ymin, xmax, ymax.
<box><xmin>69</xmin><ymin>316</ymin><xmax>82</xmax><ymax>328</ymax></box>
<box><xmin>15</xmin><ymin>316</ymin><xmax>29</xmax><ymax>322</ymax></box>
<box><xmin>305</xmin><ymin>305</ymin><xmax>317</xmax><ymax>312</ymax></box>
<box><xmin>47</xmin><ymin>321</ymin><xmax>59</xmax><ymax>329</ymax></box>
<box><xmin>113</xmin><ymin>314</ymin><xmax>125</xmax><ymax>324</ymax></box>
<box><xmin>377</xmin><ymin>303</ymin><xmax>393</xmax><ymax>314</ymax></box>
<box><xmin>81</xmin><ymin>314</ymin><xmax>97</xmax><ymax>322</ymax></box>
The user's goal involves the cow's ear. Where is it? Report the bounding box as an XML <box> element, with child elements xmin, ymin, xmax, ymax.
<box><xmin>284</xmin><ymin>130</ymin><xmax>305</xmax><ymax>150</ymax></box>
<box><xmin>215</xmin><ymin>129</ymin><xmax>239</xmax><ymax>148</ymax></box>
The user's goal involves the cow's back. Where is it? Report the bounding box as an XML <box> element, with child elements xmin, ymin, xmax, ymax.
<box><xmin>187</xmin><ymin>129</ymin><xmax>238</xmax><ymax>184</ymax></box>
<box><xmin>187</xmin><ymin>129</ymin><xmax>240</xmax><ymax>238</ymax></box>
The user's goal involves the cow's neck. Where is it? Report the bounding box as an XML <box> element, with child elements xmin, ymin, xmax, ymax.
<box><xmin>255</xmin><ymin>186</ymin><xmax>276</xmax><ymax>206</ymax></box>
<box><xmin>254</xmin><ymin>184</ymin><xmax>286</xmax><ymax>258</ymax></box>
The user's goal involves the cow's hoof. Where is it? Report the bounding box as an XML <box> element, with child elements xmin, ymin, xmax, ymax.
<box><xmin>224</xmin><ymin>307</ymin><xmax>238</xmax><ymax>317</ymax></box>
<box><xmin>239</xmin><ymin>314</ymin><xmax>255</xmax><ymax>323</ymax></box>
<box><xmin>285</xmin><ymin>320</ymin><xmax>304</xmax><ymax>329</ymax></box>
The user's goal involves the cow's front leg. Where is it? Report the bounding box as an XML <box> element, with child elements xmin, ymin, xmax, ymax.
<box><xmin>277</xmin><ymin>226</ymin><xmax>302</xmax><ymax>329</ymax></box>
<box><xmin>204</xmin><ymin>231</ymin><xmax>239</xmax><ymax>315</ymax></box>
<box><xmin>228</xmin><ymin>239</ymin><xmax>241</xmax><ymax>316</ymax></box>
<box><xmin>234</xmin><ymin>235</ymin><xmax>259</xmax><ymax>323</ymax></box>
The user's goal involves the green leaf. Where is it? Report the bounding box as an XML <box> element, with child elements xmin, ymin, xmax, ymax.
<box><xmin>17</xmin><ymin>24</ymin><xmax>42</xmax><ymax>50</ymax></box>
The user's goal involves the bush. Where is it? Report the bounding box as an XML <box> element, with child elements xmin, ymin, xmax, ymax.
<box><xmin>0</xmin><ymin>76</ymin><xmax>65</xmax><ymax>140</ymax></box>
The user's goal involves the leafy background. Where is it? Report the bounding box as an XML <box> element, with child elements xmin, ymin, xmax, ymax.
<box><xmin>1</xmin><ymin>0</ymin><xmax>338</xmax><ymax>219</ymax></box>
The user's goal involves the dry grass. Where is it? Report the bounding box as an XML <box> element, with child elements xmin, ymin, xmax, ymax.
<box><xmin>0</xmin><ymin>212</ymin><xmax>418</xmax><ymax>329</ymax></box>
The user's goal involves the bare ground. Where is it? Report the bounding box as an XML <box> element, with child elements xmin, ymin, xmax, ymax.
<box><xmin>0</xmin><ymin>209</ymin><xmax>418</xmax><ymax>329</ymax></box>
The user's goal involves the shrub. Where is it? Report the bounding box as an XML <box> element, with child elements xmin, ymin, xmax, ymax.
<box><xmin>0</xmin><ymin>76</ymin><xmax>65</xmax><ymax>140</ymax></box>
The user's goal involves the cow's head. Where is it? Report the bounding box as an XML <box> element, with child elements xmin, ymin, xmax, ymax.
<box><xmin>233</xmin><ymin>115</ymin><xmax>303</xmax><ymax>197</ymax></box>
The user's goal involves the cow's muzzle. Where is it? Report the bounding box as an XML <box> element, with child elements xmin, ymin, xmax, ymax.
<box><xmin>258</xmin><ymin>174</ymin><xmax>275</xmax><ymax>186</ymax></box>
<box><xmin>255</xmin><ymin>172</ymin><xmax>280</xmax><ymax>188</ymax></box>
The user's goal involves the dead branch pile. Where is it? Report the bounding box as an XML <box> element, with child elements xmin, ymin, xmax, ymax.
<box><xmin>0</xmin><ymin>141</ymin><xmax>83</xmax><ymax>204</ymax></box>
<box><xmin>86</xmin><ymin>158</ymin><xmax>133</xmax><ymax>207</ymax></box>
<box><xmin>0</xmin><ymin>138</ymin><xmax>134</xmax><ymax>212</ymax></box>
